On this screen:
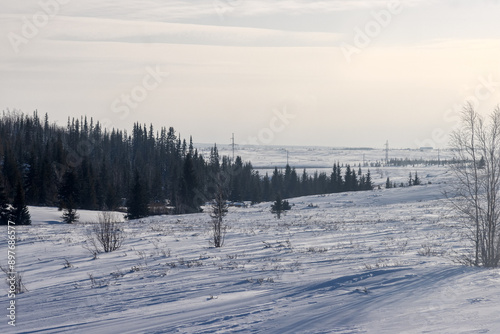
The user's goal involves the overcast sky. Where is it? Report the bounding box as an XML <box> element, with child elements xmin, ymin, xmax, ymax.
<box><xmin>1</xmin><ymin>0</ymin><xmax>500</xmax><ymax>148</ymax></box>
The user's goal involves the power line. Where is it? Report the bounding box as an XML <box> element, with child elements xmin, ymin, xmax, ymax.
<box><xmin>385</xmin><ymin>140</ymin><xmax>389</xmax><ymax>165</ymax></box>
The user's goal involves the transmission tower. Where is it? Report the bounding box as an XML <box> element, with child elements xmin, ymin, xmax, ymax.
<box><xmin>231</xmin><ymin>133</ymin><xmax>235</xmax><ymax>162</ymax></box>
<box><xmin>385</xmin><ymin>140</ymin><xmax>389</xmax><ymax>165</ymax></box>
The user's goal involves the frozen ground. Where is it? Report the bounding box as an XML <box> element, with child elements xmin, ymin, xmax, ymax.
<box><xmin>197</xmin><ymin>144</ymin><xmax>451</xmax><ymax>167</ymax></box>
<box><xmin>2</xmin><ymin>147</ymin><xmax>500</xmax><ymax>333</ymax></box>
<box><xmin>197</xmin><ymin>144</ymin><xmax>453</xmax><ymax>182</ymax></box>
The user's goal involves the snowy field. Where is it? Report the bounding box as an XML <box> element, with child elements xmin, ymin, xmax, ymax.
<box><xmin>2</xmin><ymin>147</ymin><xmax>500</xmax><ymax>333</ymax></box>
<box><xmin>196</xmin><ymin>144</ymin><xmax>451</xmax><ymax>167</ymax></box>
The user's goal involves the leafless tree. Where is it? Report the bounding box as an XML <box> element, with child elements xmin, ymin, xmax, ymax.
<box><xmin>85</xmin><ymin>212</ymin><xmax>125</xmax><ymax>254</ymax></box>
<box><xmin>448</xmin><ymin>103</ymin><xmax>500</xmax><ymax>267</ymax></box>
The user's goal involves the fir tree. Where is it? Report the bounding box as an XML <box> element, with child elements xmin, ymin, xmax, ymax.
<box><xmin>178</xmin><ymin>153</ymin><xmax>201</xmax><ymax>214</ymax></box>
<box><xmin>301</xmin><ymin>169</ymin><xmax>310</xmax><ymax>195</ymax></box>
<box><xmin>344</xmin><ymin>165</ymin><xmax>353</xmax><ymax>191</ymax></box>
<box><xmin>0</xmin><ymin>178</ymin><xmax>11</xmax><ymax>225</ymax></box>
<box><xmin>209</xmin><ymin>144</ymin><xmax>220</xmax><ymax>174</ymax></box>
<box><xmin>230</xmin><ymin>157</ymin><xmax>243</xmax><ymax>201</ymax></box>
<box><xmin>0</xmin><ymin>112</ymin><xmax>386</xmax><ymax>217</ymax></box>
<box><xmin>262</xmin><ymin>173</ymin><xmax>271</xmax><ymax>202</ymax></box>
<box><xmin>478</xmin><ymin>156</ymin><xmax>486</xmax><ymax>169</ymax></box>
<box><xmin>413</xmin><ymin>171</ymin><xmax>421</xmax><ymax>185</ymax></box>
<box><xmin>12</xmin><ymin>182</ymin><xmax>31</xmax><ymax>225</ymax></box>
<box><xmin>127</xmin><ymin>170</ymin><xmax>149</xmax><ymax>219</ymax></box>
<box><xmin>365</xmin><ymin>170</ymin><xmax>373</xmax><ymax>190</ymax></box>
<box><xmin>209</xmin><ymin>183</ymin><xmax>228</xmax><ymax>248</ymax></box>
<box><xmin>386</xmin><ymin>177</ymin><xmax>392</xmax><ymax>189</ymax></box>
<box><xmin>271</xmin><ymin>193</ymin><xmax>291</xmax><ymax>219</ymax></box>
<box><xmin>58</xmin><ymin>169</ymin><xmax>79</xmax><ymax>223</ymax></box>
<box><xmin>271</xmin><ymin>167</ymin><xmax>283</xmax><ymax>197</ymax></box>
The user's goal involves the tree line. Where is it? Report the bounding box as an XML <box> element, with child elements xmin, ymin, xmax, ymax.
<box><xmin>388</xmin><ymin>157</ymin><xmax>452</xmax><ymax>167</ymax></box>
<box><xmin>0</xmin><ymin>111</ymin><xmax>374</xmax><ymax>220</ymax></box>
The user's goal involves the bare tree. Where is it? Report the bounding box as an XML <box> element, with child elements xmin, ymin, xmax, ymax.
<box><xmin>448</xmin><ymin>103</ymin><xmax>500</xmax><ymax>267</ymax></box>
<box><xmin>209</xmin><ymin>184</ymin><xmax>228</xmax><ymax>248</ymax></box>
<box><xmin>85</xmin><ymin>212</ymin><xmax>125</xmax><ymax>255</ymax></box>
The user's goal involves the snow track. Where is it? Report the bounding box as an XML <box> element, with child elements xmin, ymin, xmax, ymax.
<box><xmin>3</xmin><ymin>182</ymin><xmax>500</xmax><ymax>333</ymax></box>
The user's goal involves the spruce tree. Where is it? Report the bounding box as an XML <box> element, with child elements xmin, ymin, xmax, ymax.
<box><xmin>127</xmin><ymin>170</ymin><xmax>149</xmax><ymax>219</ymax></box>
<box><xmin>230</xmin><ymin>157</ymin><xmax>243</xmax><ymax>201</ymax></box>
<box><xmin>271</xmin><ymin>193</ymin><xmax>291</xmax><ymax>219</ymax></box>
<box><xmin>262</xmin><ymin>173</ymin><xmax>271</xmax><ymax>202</ymax></box>
<box><xmin>364</xmin><ymin>170</ymin><xmax>373</xmax><ymax>190</ymax></box>
<box><xmin>0</xmin><ymin>179</ymin><xmax>11</xmax><ymax>225</ymax></box>
<box><xmin>210</xmin><ymin>184</ymin><xmax>228</xmax><ymax>247</ymax></box>
<box><xmin>413</xmin><ymin>171</ymin><xmax>421</xmax><ymax>185</ymax></box>
<box><xmin>12</xmin><ymin>182</ymin><xmax>31</xmax><ymax>225</ymax></box>
<box><xmin>331</xmin><ymin>164</ymin><xmax>339</xmax><ymax>193</ymax></box>
<box><xmin>335</xmin><ymin>163</ymin><xmax>343</xmax><ymax>191</ymax></box>
<box><xmin>178</xmin><ymin>153</ymin><xmax>201</xmax><ymax>214</ymax></box>
<box><xmin>284</xmin><ymin>164</ymin><xmax>292</xmax><ymax>198</ymax></box>
<box><xmin>58</xmin><ymin>169</ymin><xmax>79</xmax><ymax>223</ymax></box>
<box><xmin>478</xmin><ymin>156</ymin><xmax>486</xmax><ymax>169</ymax></box>
<box><xmin>301</xmin><ymin>169</ymin><xmax>309</xmax><ymax>196</ymax></box>
<box><xmin>271</xmin><ymin>168</ymin><xmax>283</xmax><ymax>196</ymax></box>
<box><xmin>344</xmin><ymin>165</ymin><xmax>353</xmax><ymax>191</ymax></box>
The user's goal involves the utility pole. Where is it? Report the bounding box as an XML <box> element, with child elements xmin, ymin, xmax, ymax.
<box><xmin>385</xmin><ymin>140</ymin><xmax>389</xmax><ymax>166</ymax></box>
<box><xmin>286</xmin><ymin>150</ymin><xmax>289</xmax><ymax>166</ymax></box>
<box><xmin>231</xmin><ymin>133</ymin><xmax>235</xmax><ymax>162</ymax></box>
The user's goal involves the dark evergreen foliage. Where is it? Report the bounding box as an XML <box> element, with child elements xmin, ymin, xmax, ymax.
<box><xmin>0</xmin><ymin>111</ymin><xmax>377</xmax><ymax>219</ymax></box>
<box><xmin>413</xmin><ymin>171</ymin><xmax>421</xmax><ymax>185</ymax></box>
<box><xmin>271</xmin><ymin>193</ymin><xmax>291</xmax><ymax>219</ymax></box>
<box><xmin>478</xmin><ymin>156</ymin><xmax>486</xmax><ymax>169</ymax></box>
<box><xmin>62</xmin><ymin>208</ymin><xmax>79</xmax><ymax>224</ymax></box>
<box><xmin>210</xmin><ymin>182</ymin><xmax>228</xmax><ymax>248</ymax></box>
<box><xmin>12</xmin><ymin>182</ymin><xmax>31</xmax><ymax>225</ymax></box>
<box><xmin>386</xmin><ymin>177</ymin><xmax>392</xmax><ymax>189</ymax></box>
<box><xmin>127</xmin><ymin>170</ymin><xmax>149</xmax><ymax>219</ymax></box>
<box><xmin>0</xmin><ymin>177</ymin><xmax>11</xmax><ymax>225</ymax></box>
<box><xmin>58</xmin><ymin>169</ymin><xmax>79</xmax><ymax>223</ymax></box>
<box><xmin>408</xmin><ymin>171</ymin><xmax>422</xmax><ymax>187</ymax></box>
<box><xmin>388</xmin><ymin>157</ymin><xmax>453</xmax><ymax>166</ymax></box>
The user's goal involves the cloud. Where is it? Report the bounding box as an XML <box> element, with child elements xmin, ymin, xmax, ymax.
<box><xmin>40</xmin><ymin>16</ymin><xmax>343</xmax><ymax>47</ymax></box>
<box><xmin>1</xmin><ymin>0</ymin><xmax>434</xmax><ymax>22</ymax></box>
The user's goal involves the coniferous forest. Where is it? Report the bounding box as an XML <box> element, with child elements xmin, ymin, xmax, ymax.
<box><xmin>0</xmin><ymin>111</ymin><xmax>374</xmax><ymax>219</ymax></box>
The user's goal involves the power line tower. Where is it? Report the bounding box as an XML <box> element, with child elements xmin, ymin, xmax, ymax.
<box><xmin>385</xmin><ymin>140</ymin><xmax>389</xmax><ymax>165</ymax></box>
<box><xmin>231</xmin><ymin>133</ymin><xmax>235</xmax><ymax>162</ymax></box>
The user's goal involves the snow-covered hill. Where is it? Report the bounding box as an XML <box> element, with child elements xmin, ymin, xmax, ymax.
<box><xmin>2</xmin><ymin>179</ymin><xmax>500</xmax><ymax>333</ymax></box>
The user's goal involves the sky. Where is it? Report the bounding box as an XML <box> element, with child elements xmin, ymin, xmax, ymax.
<box><xmin>1</xmin><ymin>0</ymin><xmax>500</xmax><ymax>148</ymax></box>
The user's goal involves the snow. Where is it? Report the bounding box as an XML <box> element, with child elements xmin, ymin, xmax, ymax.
<box><xmin>2</xmin><ymin>147</ymin><xmax>500</xmax><ymax>333</ymax></box>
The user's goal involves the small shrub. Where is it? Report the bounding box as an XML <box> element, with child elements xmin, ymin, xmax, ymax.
<box><xmin>88</xmin><ymin>273</ymin><xmax>109</xmax><ymax>288</ymax></box>
<box><xmin>63</xmin><ymin>258</ymin><xmax>73</xmax><ymax>268</ymax></box>
<box><xmin>1</xmin><ymin>266</ymin><xmax>28</xmax><ymax>294</ymax></box>
<box><xmin>84</xmin><ymin>212</ymin><xmax>125</xmax><ymax>256</ymax></box>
